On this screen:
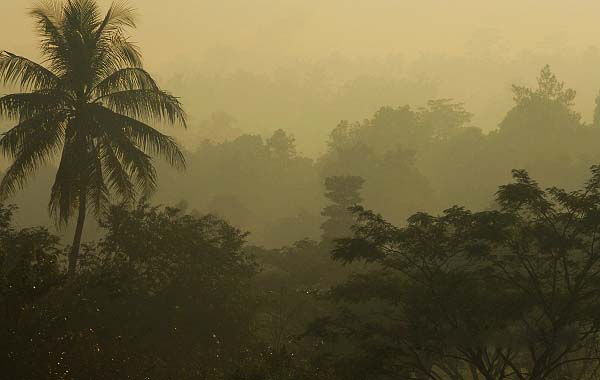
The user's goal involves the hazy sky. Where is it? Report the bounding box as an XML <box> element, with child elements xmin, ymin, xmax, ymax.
<box><xmin>2</xmin><ymin>0</ymin><xmax>599</xmax><ymax>71</ymax></box>
<box><xmin>2</xmin><ymin>1</ymin><xmax>600</xmax><ymax>154</ymax></box>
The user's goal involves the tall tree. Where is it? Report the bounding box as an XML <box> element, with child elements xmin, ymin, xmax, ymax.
<box><xmin>0</xmin><ymin>0</ymin><xmax>186</xmax><ymax>276</ymax></box>
<box><xmin>593</xmin><ymin>91</ymin><xmax>600</xmax><ymax>127</ymax></box>
<box><xmin>321</xmin><ymin>176</ymin><xmax>365</xmax><ymax>243</ymax></box>
<box><xmin>267</xmin><ymin>129</ymin><xmax>297</xmax><ymax>159</ymax></box>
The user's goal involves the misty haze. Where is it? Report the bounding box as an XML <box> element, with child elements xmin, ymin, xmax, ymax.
<box><xmin>2</xmin><ymin>1</ymin><xmax>600</xmax><ymax>379</ymax></box>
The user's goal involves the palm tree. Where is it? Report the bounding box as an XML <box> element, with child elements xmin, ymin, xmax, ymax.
<box><xmin>0</xmin><ymin>0</ymin><xmax>186</xmax><ymax>276</ymax></box>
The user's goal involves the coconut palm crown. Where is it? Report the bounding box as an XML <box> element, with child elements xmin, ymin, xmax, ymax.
<box><xmin>0</xmin><ymin>0</ymin><xmax>187</xmax><ymax>275</ymax></box>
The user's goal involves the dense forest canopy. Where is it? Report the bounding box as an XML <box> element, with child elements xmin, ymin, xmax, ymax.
<box><xmin>12</xmin><ymin>63</ymin><xmax>600</xmax><ymax>248</ymax></box>
<box><xmin>3</xmin><ymin>1</ymin><xmax>600</xmax><ymax>379</ymax></box>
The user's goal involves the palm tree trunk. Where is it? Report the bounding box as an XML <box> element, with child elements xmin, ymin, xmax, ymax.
<box><xmin>68</xmin><ymin>190</ymin><xmax>87</xmax><ymax>277</ymax></box>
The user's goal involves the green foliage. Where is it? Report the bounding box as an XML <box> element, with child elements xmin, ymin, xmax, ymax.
<box><xmin>0</xmin><ymin>0</ymin><xmax>186</xmax><ymax>275</ymax></box>
<box><xmin>512</xmin><ymin>65</ymin><xmax>577</xmax><ymax>106</ymax></box>
<box><xmin>267</xmin><ymin>129</ymin><xmax>297</xmax><ymax>160</ymax></box>
<box><xmin>16</xmin><ymin>63</ymin><xmax>590</xmax><ymax>250</ymax></box>
<box><xmin>155</xmin><ymin>133</ymin><xmax>322</xmax><ymax>247</ymax></box>
<box><xmin>312</xmin><ymin>166</ymin><xmax>600</xmax><ymax>380</ymax></box>
<box><xmin>418</xmin><ymin>99</ymin><xmax>472</xmax><ymax>140</ymax></box>
<box><xmin>0</xmin><ymin>202</ymin><xmax>261</xmax><ymax>379</ymax></box>
<box><xmin>0</xmin><ymin>204</ymin><xmax>64</xmax><ymax>377</ymax></box>
<box><xmin>0</xmin><ymin>0</ymin><xmax>185</xmax><ymax>214</ymax></box>
<box><xmin>5</xmin><ymin>7</ymin><xmax>600</xmax><ymax>378</ymax></box>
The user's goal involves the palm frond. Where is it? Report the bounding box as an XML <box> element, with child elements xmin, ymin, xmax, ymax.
<box><xmin>87</xmin><ymin>149</ymin><xmax>110</xmax><ymax>217</ymax></box>
<box><xmin>91</xmin><ymin>32</ymin><xmax>142</xmax><ymax>83</ymax></box>
<box><xmin>94</xmin><ymin>89</ymin><xmax>187</xmax><ymax>126</ymax></box>
<box><xmin>63</xmin><ymin>0</ymin><xmax>103</xmax><ymax>38</ymax></box>
<box><xmin>31</xmin><ymin>0</ymin><xmax>63</xmax><ymax>21</ymax></box>
<box><xmin>49</xmin><ymin>137</ymin><xmax>80</xmax><ymax>223</ymax></box>
<box><xmin>0</xmin><ymin>51</ymin><xmax>60</xmax><ymax>91</ymax></box>
<box><xmin>88</xmin><ymin>107</ymin><xmax>159</xmax><ymax>196</ymax></box>
<box><xmin>107</xmin><ymin>32</ymin><xmax>142</xmax><ymax>68</ymax></box>
<box><xmin>99</xmin><ymin>142</ymin><xmax>135</xmax><ymax>201</ymax></box>
<box><xmin>91</xmin><ymin>67</ymin><xmax>158</xmax><ymax>97</ymax></box>
<box><xmin>91</xmin><ymin>104</ymin><xmax>185</xmax><ymax>169</ymax></box>
<box><xmin>96</xmin><ymin>0</ymin><xmax>136</xmax><ymax>38</ymax></box>
<box><xmin>0</xmin><ymin>112</ymin><xmax>66</xmax><ymax>198</ymax></box>
<box><xmin>30</xmin><ymin>1</ymin><xmax>69</xmax><ymax>74</ymax></box>
<box><xmin>0</xmin><ymin>91</ymin><xmax>71</xmax><ymax>120</ymax></box>
<box><xmin>0</xmin><ymin>110</ymin><xmax>69</xmax><ymax>158</ymax></box>
<box><xmin>108</xmin><ymin>136</ymin><xmax>157</xmax><ymax>195</ymax></box>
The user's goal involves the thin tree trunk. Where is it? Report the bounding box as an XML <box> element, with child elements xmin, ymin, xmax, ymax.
<box><xmin>68</xmin><ymin>191</ymin><xmax>86</xmax><ymax>277</ymax></box>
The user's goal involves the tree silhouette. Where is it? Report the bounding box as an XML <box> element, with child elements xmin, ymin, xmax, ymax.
<box><xmin>0</xmin><ymin>0</ymin><xmax>186</xmax><ymax>276</ymax></box>
<box><xmin>312</xmin><ymin>167</ymin><xmax>600</xmax><ymax>380</ymax></box>
<box><xmin>321</xmin><ymin>176</ymin><xmax>364</xmax><ymax>243</ymax></box>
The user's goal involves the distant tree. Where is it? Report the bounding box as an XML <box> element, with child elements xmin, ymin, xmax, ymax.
<box><xmin>323</xmin><ymin>106</ymin><xmax>426</xmax><ymax>158</ymax></box>
<box><xmin>418</xmin><ymin>98</ymin><xmax>472</xmax><ymax>140</ymax></box>
<box><xmin>319</xmin><ymin>106</ymin><xmax>435</xmax><ymax>224</ymax></box>
<box><xmin>418</xmin><ymin>126</ymin><xmax>496</xmax><ymax>210</ymax></box>
<box><xmin>207</xmin><ymin>193</ymin><xmax>251</xmax><ymax>226</ymax></box>
<box><xmin>263</xmin><ymin>209</ymin><xmax>322</xmax><ymax>247</ymax></box>
<box><xmin>593</xmin><ymin>91</ymin><xmax>600</xmax><ymax>127</ymax></box>
<box><xmin>362</xmin><ymin>105</ymin><xmax>427</xmax><ymax>153</ymax></box>
<box><xmin>496</xmin><ymin>65</ymin><xmax>585</xmax><ymax>185</ymax></box>
<box><xmin>267</xmin><ymin>129</ymin><xmax>297</xmax><ymax>159</ymax></box>
<box><xmin>327</xmin><ymin>120</ymin><xmax>357</xmax><ymax>151</ymax></box>
<box><xmin>321</xmin><ymin>176</ymin><xmax>365</xmax><ymax>242</ymax></box>
<box><xmin>503</xmin><ymin>65</ymin><xmax>580</xmax><ymax>135</ymax></box>
<box><xmin>155</xmin><ymin>133</ymin><xmax>322</xmax><ymax>247</ymax></box>
<box><xmin>0</xmin><ymin>0</ymin><xmax>186</xmax><ymax>276</ymax></box>
<box><xmin>196</xmin><ymin>111</ymin><xmax>242</xmax><ymax>143</ymax></box>
<box><xmin>512</xmin><ymin>64</ymin><xmax>576</xmax><ymax>106</ymax></box>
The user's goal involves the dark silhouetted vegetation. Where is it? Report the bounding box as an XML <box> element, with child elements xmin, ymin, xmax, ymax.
<box><xmin>3</xmin><ymin>1</ymin><xmax>600</xmax><ymax>379</ymax></box>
